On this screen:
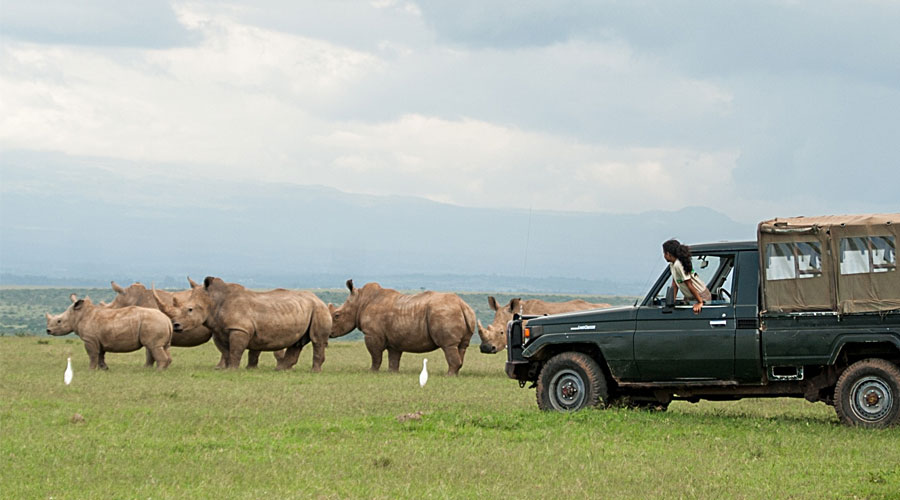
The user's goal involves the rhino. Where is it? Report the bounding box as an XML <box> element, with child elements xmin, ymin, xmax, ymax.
<box><xmin>152</xmin><ymin>276</ymin><xmax>331</xmax><ymax>371</ymax></box>
<box><xmin>110</xmin><ymin>280</ymin><xmax>280</xmax><ymax>369</ymax></box>
<box><xmin>45</xmin><ymin>294</ymin><xmax>173</xmax><ymax>370</ymax></box>
<box><xmin>329</xmin><ymin>280</ymin><xmax>477</xmax><ymax>375</ymax></box>
<box><xmin>478</xmin><ymin>296</ymin><xmax>612</xmax><ymax>354</ymax></box>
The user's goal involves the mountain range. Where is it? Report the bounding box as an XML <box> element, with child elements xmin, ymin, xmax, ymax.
<box><xmin>0</xmin><ymin>151</ymin><xmax>755</xmax><ymax>294</ymax></box>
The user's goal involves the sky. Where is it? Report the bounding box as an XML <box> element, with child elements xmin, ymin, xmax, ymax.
<box><xmin>1</xmin><ymin>0</ymin><xmax>898</xmax><ymax>224</ymax></box>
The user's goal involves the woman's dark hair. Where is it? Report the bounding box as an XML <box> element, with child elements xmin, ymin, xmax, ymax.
<box><xmin>663</xmin><ymin>239</ymin><xmax>693</xmax><ymax>273</ymax></box>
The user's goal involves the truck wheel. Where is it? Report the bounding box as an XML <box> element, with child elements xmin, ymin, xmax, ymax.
<box><xmin>536</xmin><ymin>352</ymin><xmax>608</xmax><ymax>412</ymax></box>
<box><xmin>834</xmin><ymin>358</ymin><xmax>900</xmax><ymax>428</ymax></box>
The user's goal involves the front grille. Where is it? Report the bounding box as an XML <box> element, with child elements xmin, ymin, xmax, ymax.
<box><xmin>507</xmin><ymin>322</ymin><xmax>524</xmax><ymax>362</ymax></box>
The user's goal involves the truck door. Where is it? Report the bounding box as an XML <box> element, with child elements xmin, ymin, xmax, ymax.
<box><xmin>634</xmin><ymin>254</ymin><xmax>737</xmax><ymax>381</ymax></box>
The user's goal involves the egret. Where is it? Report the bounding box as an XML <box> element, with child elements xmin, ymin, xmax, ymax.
<box><xmin>64</xmin><ymin>357</ymin><xmax>73</xmax><ymax>386</ymax></box>
<box><xmin>419</xmin><ymin>358</ymin><xmax>428</xmax><ymax>388</ymax></box>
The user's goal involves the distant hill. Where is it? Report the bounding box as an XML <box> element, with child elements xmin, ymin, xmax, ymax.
<box><xmin>0</xmin><ymin>151</ymin><xmax>754</xmax><ymax>294</ymax></box>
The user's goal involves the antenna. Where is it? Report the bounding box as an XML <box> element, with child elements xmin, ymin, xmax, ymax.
<box><xmin>522</xmin><ymin>206</ymin><xmax>533</xmax><ymax>277</ymax></box>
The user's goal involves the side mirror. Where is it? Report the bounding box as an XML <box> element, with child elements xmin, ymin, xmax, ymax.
<box><xmin>663</xmin><ymin>286</ymin><xmax>675</xmax><ymax>313</ymax></box>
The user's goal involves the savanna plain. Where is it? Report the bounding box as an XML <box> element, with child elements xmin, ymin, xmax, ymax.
<box><xmin>1</xmin><ymin>290</ymin><xmax>899</xmax><ymax>499</ymax></box>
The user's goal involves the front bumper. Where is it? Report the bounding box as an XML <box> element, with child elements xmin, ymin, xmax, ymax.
<box><xmin>505</xmin><ymin>360</ymin><xmax>530</xmax><ymax>380</ymax></box>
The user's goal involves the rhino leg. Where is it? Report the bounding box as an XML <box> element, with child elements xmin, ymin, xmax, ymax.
<box><xmin>457</xmin><ymin>336</ymin><xmax>471</xmax><ymax>367</ymax></box>
<box><xmin>365</xmin><ymin>336</ymin><xmax>385</xmax><ymax>371</ymax></box>
<box><xmin>246</xmin><ymin>350</ymin><xmax>261</xmax><ymax>369</ymax></box>
<box><xmin>273</xmin><ymin>349</ymin><xmax>286</xmax><ymax>362</ymax></box>
<box><xmin>149</xmin><ymin>346</ymin><xmax>171</xmax><ymax>370</ymax></box>
<box><xmin>144</xmin><ymin>347</ymin><xmax>155</xmax><ymax>368</ymax></box>
<box><xmin>310</xmin><ymin>342</ymin><xmax>327</xmax><ymax>373</ymax></box>
<box><xmin>212</xmin><ymin>335</ymin><xmax>228</xmax><ymax>369</ymax></box>
<box><xmin>276</xmin><ymin>346</ymin><xmax>302</xmax><ymax>371</ymax></box>
<box><xmin>98</xmin><ymin>349</ymin><xmax>109</xmax><ymax>370</ymax></box>
<box><xmin>440</xmin><ymin>345</ymin><xmax>463</xmax><ymax>376</ymax></box>
<box><xmin>387</xmin><ymin>348</ymin><xmax>403</xmax><ymax>372</ymax></box>
<box><xmin>83</xmin><ymin>339</ymin><xmax>101</xmax><ymax>370</ymax></box>
<box><xmin>227</xmin><ymin>329</ymin><xmax>251</xmax><ymax>369</ymax></box>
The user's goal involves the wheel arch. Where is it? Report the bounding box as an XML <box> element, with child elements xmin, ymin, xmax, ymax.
<box><xmin>531</xmin><ymin>342</ymin><xmax>614</xmax><ymax>386</ymax></box>
<box><xmin>828</xmin><ymin>335</ymin><xmax>900</xmax><ymax>368</ymax></box>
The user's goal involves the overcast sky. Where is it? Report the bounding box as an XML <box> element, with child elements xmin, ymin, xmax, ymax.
<box><xmin>1</xmin><ymin>0</ymin><xmax>898</xmax><ymax>223</ymax></box>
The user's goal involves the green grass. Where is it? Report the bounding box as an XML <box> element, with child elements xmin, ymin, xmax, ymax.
<box><xmin>2</xmin><ymin>336</ymin><xmax>898</xmax><ymax>499</ymax></box>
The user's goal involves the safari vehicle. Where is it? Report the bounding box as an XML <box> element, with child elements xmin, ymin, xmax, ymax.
<box><xmin>505</xmin><ymin>214</ymin><xmax>900</xmax><ymax>427</ymax></box>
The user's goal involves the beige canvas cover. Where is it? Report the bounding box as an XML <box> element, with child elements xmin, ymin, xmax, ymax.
<box><xmin>759</xmin><ymin>214</ymin><xmax>900</xmax><ymax>314</ymax></box>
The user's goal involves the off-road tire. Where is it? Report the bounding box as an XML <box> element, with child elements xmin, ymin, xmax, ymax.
<box><xmin>834</xmin><ymin>358</ymin><xmax>900</xmax><ymax>428</ymax></box>
<box><xmin>536</xmin><ymin>352</ymin><xmax>608</xmax><ymax>412</ymax></box>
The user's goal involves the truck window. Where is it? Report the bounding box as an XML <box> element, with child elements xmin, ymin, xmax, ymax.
<box><xmin>840</xmin><ymin>236</ymin><xmax>897</xmax><ymax>275</ymax></box>
<box><xmin>652</xmin><ymin>254</ymin><xmax>734</xmax><ymax>304</ymax></box>
<box><xmin>765</xmin><ymin>241</ymin><xmax>822</xmax><ymax>280</ymax></box>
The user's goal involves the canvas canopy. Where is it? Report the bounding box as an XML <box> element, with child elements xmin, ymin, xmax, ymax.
<box><xmin>758</xmin><ymin>214</ymin><xmax>900</xmax><ymax>314</ymax></box>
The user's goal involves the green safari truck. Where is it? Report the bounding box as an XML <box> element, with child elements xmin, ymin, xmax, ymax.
<box><xmin>505</xmin><ymin>214</ymin><xmax>900</xmax><ymax>427</ymax></box>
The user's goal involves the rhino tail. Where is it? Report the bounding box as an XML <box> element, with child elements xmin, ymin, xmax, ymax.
<box><xmin>461</xmin><ymin>302</ymin><xmax>477</xmax><ymax>339</ymax></box>
<box><xmin>295</xmin><ymin>330</ymin><xmax>312</xmax><ymax>349</ymax></box>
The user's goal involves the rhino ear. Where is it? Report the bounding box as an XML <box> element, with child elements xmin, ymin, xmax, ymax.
<box><xmin>328</xmin><ymin>303</ymin><xmax>336</xmax><ymax>314</ymax></box>
<box><xmin>204</xmin><ymin>277</ymin><xmax>214</xmax><ymax>289</ymax></box>
<box><xmin>111</xmin><ymin>281</ymin><xmax>125</xmax><ymax>294</ymax></box>
<box><xmin>45</xmin><ymin>312</ymin><xmax>51</xmax><ymax>320</ymax></box>
<box><xmin>73</xmin><ymin>299</ymin><xmax>85</xmax><ymax>311</ymax></box>
<box><xmin>69</xmin><ymin>293</ymin><xmax>78</xmax><ymax>303</ymax></box>
<box><xmin>509</xmin><ymin>298</ymin><xmax>521</xmax><ymax>313</ymax></box>
<box><xmin>488</xmin><ymin>296</ymin><xmax>499</xmax><ymax>311</ymax></box>
<box><xmin>346</xmin><ymin>279</ymin><xmax>355</xmax><ymax>293</ymax></box>
<box><xmin>188</xmin><ymin>276</ymin><xmax>201</xmax><ymax>289</ymax></box>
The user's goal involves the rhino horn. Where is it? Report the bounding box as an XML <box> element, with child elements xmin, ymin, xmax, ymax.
<box><xmin>111</xmin><ymin>281</ymin><xmax>125</xmax><ymax>294</ymax></box>
<box><xmin>151</xmin><ymin>284</ymin><xmax>174</xmax><ymax>316</ymax></box>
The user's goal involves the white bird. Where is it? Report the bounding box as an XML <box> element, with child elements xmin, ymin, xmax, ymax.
<box><xmin>64</xmin><ymin>357</ymin><xmax>73</xmax><ymax>386</ymax></box>
<box><xmin>419</xmin><ymin>358</ymin><xmax>428</xmax><ymax>388</ymax></box>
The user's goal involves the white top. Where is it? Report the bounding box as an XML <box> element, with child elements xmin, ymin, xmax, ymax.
<box><xmin>669</xmin><ymin>259</ymin><xmax>711</xmax><ymax>302</ymax></box>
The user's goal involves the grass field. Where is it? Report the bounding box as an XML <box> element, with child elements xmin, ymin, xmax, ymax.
<box><xmin>2</xmin><ymin>337</ymin><xmax>899</xmax><ymax>499</ymax></box>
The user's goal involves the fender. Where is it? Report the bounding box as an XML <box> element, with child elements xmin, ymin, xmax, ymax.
<box><xmin>826</xmin><ymin>332</ymin><xmax>900</xmax><ymax>365</ymax></box>
<box><xmin>522</xmin><ymin>330</ymin><xmax>636</xmax><ymax>380</ymax></box>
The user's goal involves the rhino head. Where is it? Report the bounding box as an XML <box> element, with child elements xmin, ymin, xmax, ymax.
<box><xmin>107</xmin><ymin>281</ymin><xmax>152</xmax><ymax>308</ymax></box>
<box><xmin>152</xmin><ymin>278</ymin><xmax>210</xmax><ymax>333</ymax></box>
<box><xmin>479</xmin><ymin>296</ymin><xmax>519</xmax><ymax>354</ymax></box>
<box><xmin>329</xmin><ymin>279</ymin><xmax>361</xmax><ymax>338</ymax></box>
<box><xmin>45</xmin><ymin>293</ymin><xmax>91</xmax><ymax>336</ymax></box>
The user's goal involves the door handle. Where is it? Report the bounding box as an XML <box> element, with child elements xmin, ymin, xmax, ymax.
<box><xmin>709</xmin><ymin>320</ymin><xmax>727</xmax><ymax>327</ymax></box>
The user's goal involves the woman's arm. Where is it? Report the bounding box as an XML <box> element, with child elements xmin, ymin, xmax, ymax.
<box><xmin>686</xmin><ymin>280</ymin><xmax>704</xmax><ymax>314</ymax></box>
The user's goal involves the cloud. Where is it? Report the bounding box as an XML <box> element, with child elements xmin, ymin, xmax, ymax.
<box><xmin>303</xmin><ymin>114</ymin><xmax>741</xmax><ymax>214</ymax></box>
<box><xmin>0</xmin><ymin>0</ymin><xmax>195</xmax><ymax>47</ymax></box>
<box><xmin>1</xmin><ymin>1</ymin><xmax>897</xmax><ymax>226</ymax></box>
